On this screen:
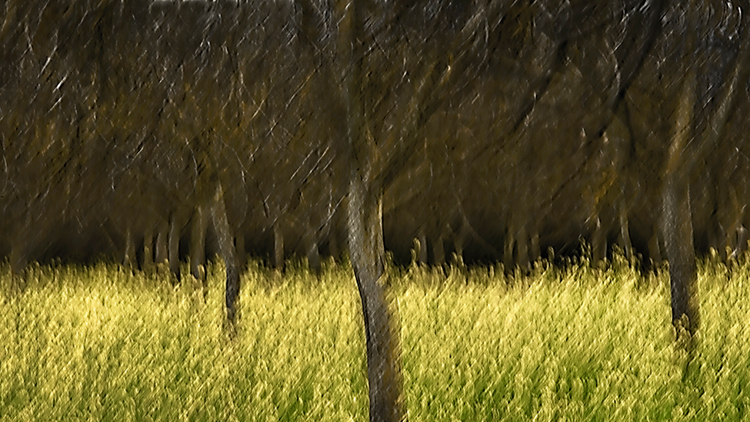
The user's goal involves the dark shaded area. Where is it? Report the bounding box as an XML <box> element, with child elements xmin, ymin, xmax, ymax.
<box><xmin>2</xmin><ymin>0</ymin><xmax>747</xmax><ymax>272</ymax></box>
<box><xmin>0</xmin><ymin>1</ymin><xmax>745</xmax><ymax>270</ymax></box>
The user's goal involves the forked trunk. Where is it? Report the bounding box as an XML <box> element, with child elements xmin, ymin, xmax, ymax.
<box><xmin>347</xmin><ymin>174</ymin><xmax>404</xmax><ymax>422</ymax></box>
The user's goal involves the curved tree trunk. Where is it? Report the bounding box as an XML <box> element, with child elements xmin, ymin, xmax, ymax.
<box><xmin>347</xmin><ymin>174</ymin><xmax>404</xmax><ymax>422</ymax></box>
<box><xmin>337</xmin><ymin>0</ymin><xmax>405</xmax><ymax>417</ymax></box>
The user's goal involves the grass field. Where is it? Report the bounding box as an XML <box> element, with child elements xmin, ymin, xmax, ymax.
<box><xmin>1</xmin><ymin>254</ymin><xmax>749</xmax><ymax>421</ymax></box>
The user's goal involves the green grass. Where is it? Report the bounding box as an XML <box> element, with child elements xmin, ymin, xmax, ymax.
<box><xmin>1</xmin><ymin>255</ymin><xmax>749</xmax><ymax>421</ymax></box>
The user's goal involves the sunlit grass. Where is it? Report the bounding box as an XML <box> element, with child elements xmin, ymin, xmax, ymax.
<box><xmin>0</xmin><ymin>254</ymin><xmax>749</xmax><ymax>421</ymax></box>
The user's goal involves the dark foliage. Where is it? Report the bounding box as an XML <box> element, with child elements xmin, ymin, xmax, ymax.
<box><xmin>2</xmin><ymin>0</ymin><xmax>747</xmax><ymax>271</ymax></box>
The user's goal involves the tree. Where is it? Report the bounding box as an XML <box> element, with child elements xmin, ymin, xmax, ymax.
<box><xmin>333</xmin><ymin>1</ymin><xmax>503</xmax><ymax>418</ymax></box>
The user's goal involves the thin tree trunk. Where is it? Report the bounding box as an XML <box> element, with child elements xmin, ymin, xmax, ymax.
<box><xmin>648</xmin><ymin>231</ymin><xmax>662</xmax><ymax>265</ymax></box>
<box><xmin>143</xmin><ymin>228</ymin><xmax>154</xmax><ymax>271</ymax></box>
<box><xmin>273</xmin><ymin>222</ymin><xmax>284</xmax><ymax>270</ymax></box>
<box><xmin>9</xmin><ymin>241</ymin><xmax>28</xmax><ymax>293</ymax></box>
<box><xmin>454</xmin><ymin>223</ymin><xmax>467</xmax><ymax>264</ymax></box>
<box><xmin>503</xmin><ymin>229</ymin><xmax>515</xmax><ymax>270</ymax></box>
<box><xmin>168</xmin><ymin>216</ymin><xmax>181</xmax><ymax>281</ymax></box>
<box><xmin>10</xmin><ymin>243</ymin><xmax>27</xmax><ymax>276</ymax></box>
<box><xmin>433</xmin><ymin>234</ymin><xmax>445</xmax><ymax>266</ymax></box>
<box><xmin>328</xmin><ymin>233</ymin><xmax>339</xmax><ymax>261</ymax></box>
<box><xmin>418</xmin><ymin>229</ymin><xmax>427</xmax><ymax>265</ymax></box>
<box><xmin>190</xmin><ymin>205</ymin><xmax>208</xmax><ymax>285</ymax></box>
<box><xmin>591</xmin><ymin>216</ymin><xmax>607</xmax><ymax>264</ymax></box>
<box><xmin>305</xmin><ymin>227</ymin><xmax>321</xmax><ymax>273</ymax></box>
<box><xmin>530</xmin><ymin>231</ymin><xmax>541</xmax><ymax>264</ymax></box>
<box><xmin>235</xmin><ymin>233</ymin><xmax>247</xmax><ymax>271</ymax></box>
<box><xmin>155</xmin><ymin>223</ymin><xmax>169</xmax><ymax>265</ymax></box>
<box><xmin>123</xmin><ymin>225</ymin><xmax>135</xmax><ymax>268</ymax></box>
<box><xmin>618</xmin><ymin>205</ymin><xmax>633</xmax><ymax>261</ymax></box>
<box><xmin>347</xmin><ymin>175</ymin><xmax>405</xmax><ymax>422</ymax></box>
<box><xmin>211</xmin><ymin>184</ymin><xmax>240</xmax><ymax>324</ymax></box>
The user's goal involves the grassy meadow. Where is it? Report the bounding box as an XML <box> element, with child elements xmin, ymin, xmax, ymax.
<box><xmin>1</xmin><ymin>253</ymin><xmax>750</xmax><ymax>421</ymax></box>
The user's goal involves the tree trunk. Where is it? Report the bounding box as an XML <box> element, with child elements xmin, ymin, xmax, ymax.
<box><xmin>648</xmin><ymin>231</ymin><xmax>662</xmax><ymax>265</ymax></box>
<box><xmin>305</xmin><ymin>228</ymin><xmax>321</xmax><ymax>273</ymax></box>
<box><xmin>338</xmin><ymin>1</ymin><xmax>405</xmax><ymax>419</ymax></box>
<box><xmin>433</xmin><ymin>234</ymin><xmax>445</xmax><ymax>266</ymax></box>
<box><xmin>236</xmin><ymin>234</ymin><xmax>247</xmax><ymax>271</ymax></box>
<box><xmin>530</xmin><ymin>231</ymin><xmax>541</xmax><ymax>264</ymax></box>
<box><xmin>347</xmin><ymin>174</ymin><xmax>405</xmax><ymax>422</ymax></box>
<box><xmin>142</xmin><ymin>228</ymin><xmax>154</xmax><ymax>271</ymax></box>
<box><xmin>10</xmin><ymin>243</ymin><xmax>28</xmax><ymax>276</ymax></box>
<box><xmin>211</xmin><ymin>184</ymin><xmax>240</xmax><ymax>324</ymax></box>
<box><xmin>328</xmin><ymin>233</ymin><xmax>339</xmax><ymax>261</ymax></box>
<box><xmin>662</xmin><ymin>175</ymin><xmax>699</xmax><ymax>336</ymax></box>
<box><xmin>155</xmin><ymin>223</ymin><xmax>169</xmax><ymax>266</ymax></box>
<box><xmin>618</xmin><ymin>205</ymin><xmax>633</xmax><ymax>261</ymax></box>
<box><xmin>123</xmin><ymin>225</ymin><xmax>135</xmax><ymax>268</ymax></box>
<box><xmin>591</xmin><ymin>216</ymin><xmax>607</xmax><ymax>264</ymax></box>
<box><xmin>168</xmin><ymin>216</ymin><xmax>181</xmax><ymax>281</ymax></box>
<box><xmin>417</xmin><ymin>229</ymin><xmax>428</xmax><ymax>265</ymax></box>
<box><xmin>190</xmin><ymin>204</ymin><xmax>208</xmax><ymax>285</ymax></box>
<box><xmin>662</xmin><ymin>69</ymin><xmax>699</xmax><ymax>338</ymax></box>
<box><xmin>273</xmin><ymin>222</ymin><xmax>284</xmax><ymax>270</ymax></box>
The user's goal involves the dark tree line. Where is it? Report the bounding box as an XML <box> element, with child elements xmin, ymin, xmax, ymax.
<box><xmin>2</xmin><ymin>0</ymin><xmax>750</xmax><ymax>420</ymax></box>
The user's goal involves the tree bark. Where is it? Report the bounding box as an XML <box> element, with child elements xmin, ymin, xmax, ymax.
<box><xmin>155</xmin><ymin>223</ymin><xmax>169</xmax><ymax>266</ymax></box>
<box><xmin>235</xmin><ymin>233</ymin><xmax>247</xmax><ymax>271</ymax></box>
<box><xmin>662</xmin><ymin>69</ymin><xmax>699</xmax><ymax>337</ymax></box>
<box><xmin>347</xmin><ymin>174</ymin><xmax>405</xmax><ymax>422</ymax></box>
<box><xmin>662</xmin><ymin>175</ymin><xmax>698</xmax><ymax>333</ymax></box>
<box><xmin>305</xmin><ymin>226</ymin><xmax>321</xmax><ymax>273</ymax></box>
<box><xmin>142</xmin><ymin>228</ymin><xmax>154</xmax><ymax>271</ymax></box>
<box><xmin>273</xmin><ymin>222</ymin><xmax>284</xmax><ymax>270</ymax></box>
<box><xmin>190</xmin><ymin>204</ymin><xmax>208</xmax><ymax>285</ymax></box>
<box><xmin>123</xmin><ymin>225</ymin><xmax>135</xmax><ymax>268</ymax></box>
<box><xmin>433</xmin><ymin>234</ymin><xmax>445</xmax><ymax>266</ymax></box>
<box><xmin>168</xmin><ymin>216</ymin><xmax>181</xmax><ymax>281</ymax></box>
<box><xmin>417</xmin><ymin>229</ymin><xmax>427</xmax><ymax>265</ymax></box>
<box><xmin>211</xmin><ymin>183</ymin><xmax>240</xmax><ymax>324</ymax></box>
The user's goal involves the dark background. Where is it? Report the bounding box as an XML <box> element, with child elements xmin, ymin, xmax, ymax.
<box><xmin>1</xmin><ymin>0</ymin><xmax>748</xmax><ymax>272</ymax></box>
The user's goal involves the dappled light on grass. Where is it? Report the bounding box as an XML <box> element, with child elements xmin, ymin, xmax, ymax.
<box><xmin>1</xmin><ymin>256</ymin><xmax>750</xmax><ymax>420</ymax></box>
